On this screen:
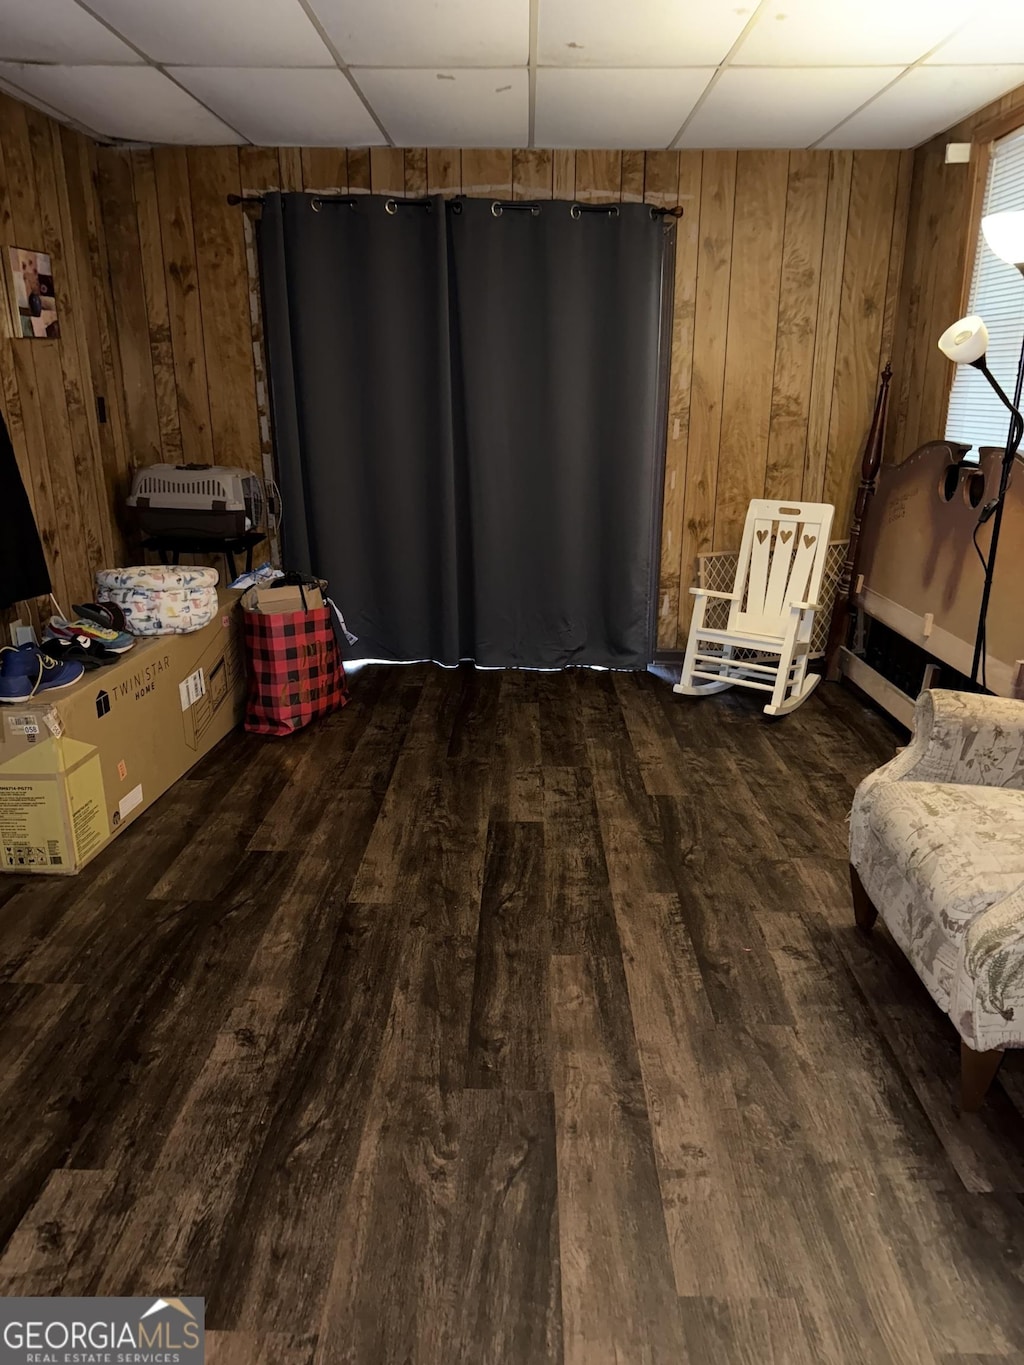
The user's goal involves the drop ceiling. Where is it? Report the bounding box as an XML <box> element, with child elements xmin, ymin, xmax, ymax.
<box><xmin>1</xmin><ymin>0</ymin><xmax>1023</xmax><ymax>149</ymax></box>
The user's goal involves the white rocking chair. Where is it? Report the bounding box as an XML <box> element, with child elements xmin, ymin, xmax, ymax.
<box><xmin>674</xmin><ymin>499</ymin><xmax>835</xmax><ymax>717</ymax></box>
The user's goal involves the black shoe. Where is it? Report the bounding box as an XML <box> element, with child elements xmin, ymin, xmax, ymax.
<box><xmin>73</xmin><ymin>600</ymin><xmax>129</xmax><ymax>634</ymax></box>
<box><xmin>41</xmin><ymin>635</ymin><xmax>120</xmax><ymax>671</ymax></box>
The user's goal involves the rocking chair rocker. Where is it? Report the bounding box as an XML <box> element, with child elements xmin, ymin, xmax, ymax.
<box><xmin>674</xmin><ymin>499</ymin><xmax>835</xmax><ymax>717</ymax></box>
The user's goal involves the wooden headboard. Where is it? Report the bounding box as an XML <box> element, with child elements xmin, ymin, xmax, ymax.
<box><xmin>856</xmin><ymin>440</ymin><xmax>1024</xmax><ymax>697</ymax></box>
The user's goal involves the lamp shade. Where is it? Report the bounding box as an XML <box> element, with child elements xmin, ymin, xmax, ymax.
<box><xmin>938</xmin><ymin>314</ymin><xmax>989</xmax><ymax>364</ymax></box>
<box><xmin>982</xmin><ymin>210</ymin><xmax>1024</xmax><ymax>268</ymax></box>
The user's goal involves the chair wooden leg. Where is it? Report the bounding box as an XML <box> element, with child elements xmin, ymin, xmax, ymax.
<box><xmin>960</xmin><ymin>1040</ymin><xmax>1004</xmax><ymax>1112</ymax></box>
<box><xmin>849</xmin><ymin>864</ymin><xmax>878</xmax><ymax>933</ymax></box>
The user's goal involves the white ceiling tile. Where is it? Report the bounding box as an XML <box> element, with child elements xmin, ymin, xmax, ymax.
<box><xmin>0</xmin><ymin>64</ymin><xmax>245</xmax><ymax>142</ymax></box>
<box><xmin>0</xmin><ymin>0</ymin><xmax>140</xmax><ymax>63</ymax></box>
<box><xmin>83</xmin><ymin>0</ymin><xmax>333</xmax><ymax>66</ymax></box>
<box><xmin>676</xmin><ymin>67</ymin><xmax>899</xmax><ymax>149</ymax></box>
<box><xmin>538</xmin><ymin>0</ymin><xmax>757</xmax><ymax>68</ymax></box>
<box><xmin>926</xmin><ymin>1</ymin><xmax>1024</xmax><ymax>64</ymax></box>
<box><xmin>819</xmin><ymin>65</ymin><xmax>1024</xmax><ymax>147</ymax></box>
<box><xmin>535</xmin><ymin>68</ymin><xmax>712</xmax><ymax>148</ymax></box>
<box><xmin>736</xmin><ymin>0</ymin><xmax>969</xmax><ymax>66</ymax></box>
<box><xmin>354</xmin><ymin>68</ymin><xmax>527</xmax><ymax>146</ymax></box>
<box><xmin>177</xmin><ymin>67</ymin><xmax>383</xmax><ymax>144</ymax></box>
<box><xmin>309</xmin><ymin>0</ymin><xmax>528</xmax><ymax>66</ymax></box>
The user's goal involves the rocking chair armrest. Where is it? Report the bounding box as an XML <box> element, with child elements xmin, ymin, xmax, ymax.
<box><xmin>690</xmin><ymin>588</ymin><xmax>741</xmax><ymax>600</ymax></box>
<box><xmin>788</xmin><ymin>599</ymin><xmax>820</xmax><ymax>613</ymax></box>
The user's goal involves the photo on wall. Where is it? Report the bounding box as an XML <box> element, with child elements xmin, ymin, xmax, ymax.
<box><xmin>8</xmin><ymin>245</ymin><xmax>59</xmax><ymax>338</ymax></box>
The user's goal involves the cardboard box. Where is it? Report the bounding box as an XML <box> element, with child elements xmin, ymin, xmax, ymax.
<box><xmin>0</xmin><ymin>594</ymin><xmax>246</xmax><ymax>875</ymax></box>
<box><xmin>241</xmin><ymin>582</ymin><xmax>324</xmax><ymax>614</ymax></box>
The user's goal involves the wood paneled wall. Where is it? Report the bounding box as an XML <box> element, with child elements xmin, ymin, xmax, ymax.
<box><xmin>889</xmin><ymin>80</ymin><xmax>1024</xmax><ymax>465</ymax></box>
<box><xmin>0</xmin><ymin>91</ymin><xmax>130</xmax><ymax>633</ymax></box>
<box><xmin>0</xmin><ymin>93</ymin><xmax>911</xmax><ymax>650</ymax></box>
<box><xmin>97</xmin><ymin>142</ymin><xmax>910</xmax><ymax>650</ymax></box>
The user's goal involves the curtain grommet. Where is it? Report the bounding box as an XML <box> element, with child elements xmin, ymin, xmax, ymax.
<box><xmin>311</xmin><ymin>197</ymin><xmax>322</xmax><ymax>213</ymax></box>
<box><xmin>385</xmin><ymin>198</ymin><xmax>398</xmax><ymax>215</ymax></box>
<box><xmin>491</xmin><ymin>201</ymin><xmax>503</xmax><ymax>218</ymax></box>
<box><xmin>570</xmin><ymin>203</ymin><xmax>581</xmax><ymax>220</ymax></box>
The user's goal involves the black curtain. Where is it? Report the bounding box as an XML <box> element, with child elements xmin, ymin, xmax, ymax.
<box><xmin>259</xmin><ymin>192</ymin><xmax>672</xmax><ymax>668</ymax></box>
<box><xmin>0</xmin><ymin>406</ymin><xmax>50</xmax><ymax>609</ymax></box>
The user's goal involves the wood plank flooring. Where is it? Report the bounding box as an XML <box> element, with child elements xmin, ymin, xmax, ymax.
<box><xmin>1</xmin><ymin>665</ymin><xmax>1023</xmax><ymax>1364</ymax></box>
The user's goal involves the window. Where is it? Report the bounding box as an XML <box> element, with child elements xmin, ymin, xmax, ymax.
<box><xmin>945</xmin><ymin>126</ymin><xmax>1024</xmax><ymax>454</ymax></box>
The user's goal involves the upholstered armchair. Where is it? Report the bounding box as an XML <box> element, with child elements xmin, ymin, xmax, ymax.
<box><xmin>849</xmin><ymin>689</ymin><xmax>1024</xmax><ymax>1110</ymax></box>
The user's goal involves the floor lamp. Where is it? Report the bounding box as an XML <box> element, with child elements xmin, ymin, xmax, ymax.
<box><xmin>937</xmin><ymin>209</ymin><xmax>1024</xmax><ymax>689</ymax></box>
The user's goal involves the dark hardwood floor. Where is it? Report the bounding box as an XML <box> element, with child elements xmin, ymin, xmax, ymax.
<box><xmin>1</xmin><ymin>665</ymin><xmax>1023</xmax><ymax>1364</ymax></box>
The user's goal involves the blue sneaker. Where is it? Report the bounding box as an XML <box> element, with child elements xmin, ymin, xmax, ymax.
<box><xmin>0</xmin><ymin>644</ymin><xmax>85</xmax><ymax>704</ymax></box>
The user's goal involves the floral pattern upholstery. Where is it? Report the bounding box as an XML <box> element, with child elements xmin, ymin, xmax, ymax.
<box><xmin>850</xmin><ymin>690</ymin><xmax>1024</xmax><ymax>1052</ymax></box>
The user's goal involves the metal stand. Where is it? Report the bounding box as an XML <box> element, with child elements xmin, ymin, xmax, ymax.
<box><xmin>970</xmin><ymin>335</ymin><xmax>1024</xmax><ymax>689</ymax></box>
<box><xmin>142</xmin><ymin>530</ymin><xmax>266</xmax><ymax>582</ymax></box>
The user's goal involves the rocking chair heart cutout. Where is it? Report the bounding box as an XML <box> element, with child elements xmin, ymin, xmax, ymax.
<box><xmin>674</xmin><ymin>499</ymin><xmax>835</xmax><ymax>717</ymax></box>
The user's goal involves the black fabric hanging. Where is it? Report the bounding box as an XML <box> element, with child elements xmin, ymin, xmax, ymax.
<box><xmin>0</xmin><ymin>405</ymin><xmax>51</xmax><ymax>608</ymax></box>
<box><xmin>260</xmin><ymin>193</ymin><xmax>462</xmax><ymax>664</ymax></box>
<box><xmin>259</xmin><ymin>192</ymin><xmax>672</xmax><ymax>668</ymax></box>
<box><xmin>447</xmin><ymin>198</ymin><xmax>669</xmax><ymax>667</ymax></box>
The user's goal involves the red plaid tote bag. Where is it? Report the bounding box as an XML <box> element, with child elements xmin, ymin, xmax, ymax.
<box><xmin>243</xmin><ymin>603</ymin><xmax>348</xmax><ymax>736</ymax></box>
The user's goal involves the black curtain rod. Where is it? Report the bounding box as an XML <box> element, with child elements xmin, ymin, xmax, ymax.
<box><xmin>227</xmin><ymin>191</ymin><xmax>683</xmax><ymax>219</ymax></box>
<box><xmin>227</xmin><ymin>191</ymin><xmax>358</xmax><ymax>204</ymax></box>
<box><xmin>225</xmin><ymin>191</ymin><xmax>430</xmax><ymax>208</ymax></box>
<box><xmin>226</xmin><ymin>191</ymin><xmax>362</xmax><ymax>208</ymax></box>
<box><xmin>491</xmin><ymin>200</ymin><xmax>682</xmax><ymax>220</ymax></box>
<box><xmin>567</xmin><ymin>202</ymin><xmax>684</xmax><ymax>220</ymax></box>
<box><xmin>475</xmin><ymin>199</ymin><xmax>683</xmax><ymax>220</ymax></box>
<box><xmin>486</xmin><ymin>200</ymin><xmax>542</xmax><ymax>216</ymax></box>
<box><xmin>382</xmin><ymin>196</ymin><xmax>433</xmax><ymax>213</ymax></box>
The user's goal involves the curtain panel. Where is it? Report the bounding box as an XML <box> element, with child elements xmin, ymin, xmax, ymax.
<box><xmin>259</xmin><ymin>192</ymin><xmax>673</xmax><ymax>669</ymax></box>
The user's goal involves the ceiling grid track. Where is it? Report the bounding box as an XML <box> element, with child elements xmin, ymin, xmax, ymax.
<box><xmin>669</xmin><ymin>0</ymin><xmax>771</xmax><ymax>149</ymax></box>
<box><xmin>810</xmin><ymin>10</ymin><xmax>999</xmax><ymax>149</ymax></box>
<box><xmin>0</xmin><ymin>0</ymin><xmax>1021</xmax><ymax>151</ymax></box>
<box><xmin>292</xmin><ymin>0</ymin><xmax>393</xmax><ymax>146</ymax></box>
<box><xmin>72</xmin><ymin>0</ymin><xmax>252</xmax><ymax>143</ymax></box>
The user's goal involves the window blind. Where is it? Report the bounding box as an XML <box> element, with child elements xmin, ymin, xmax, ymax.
<box><xmin>945</xmin><ymin>126</ymin><xmax>1024</xmax><ymax>453</ymax></box>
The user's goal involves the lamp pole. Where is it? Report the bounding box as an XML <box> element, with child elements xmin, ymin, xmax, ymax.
<box><xmin>973</xmin><ymin>219</ymin><xmax>1024</xmax><ymax>688</ymax></box>
<box><xmin>939</xmin><ymin>211</ymin><xmax>1024</xmax><ymax>690</ymax></box>
<box><xmin>966</xmin><ymin>351</ymin><xmax>1023</xmax><ymax>688</ymax></box>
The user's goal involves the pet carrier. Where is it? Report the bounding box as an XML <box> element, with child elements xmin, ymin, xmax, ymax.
<box><xmin>126</xmin><ymin>463</ymin><xmax>266</xmax><ymax>538</ymax></box>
